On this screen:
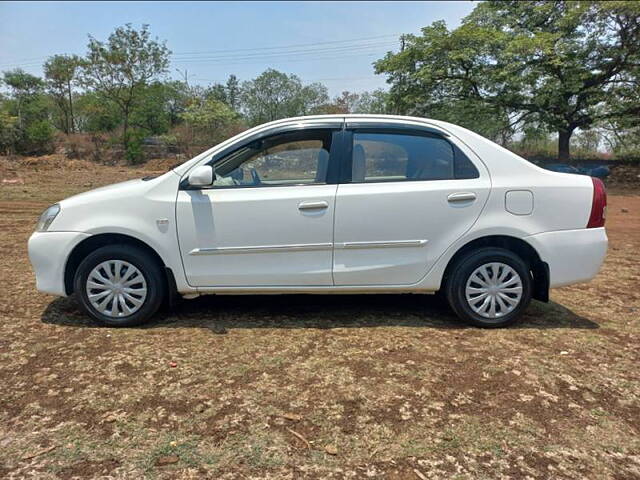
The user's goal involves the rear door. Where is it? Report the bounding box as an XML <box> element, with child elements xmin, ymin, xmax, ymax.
<box><xmin>333</xmin><ymin>124</ymin><xmax>490</xmax><ymax>286</ymax></box>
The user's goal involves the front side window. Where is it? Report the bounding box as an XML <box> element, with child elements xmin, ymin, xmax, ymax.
<box><xmin>351</xmin><ymin>132</ymin><xmax>460</xmax><ymax>183</ymax></box>
<box><xmin>211</xmin><ymin>129</ymin><xmax>332</xmax><ymax>187</ymax></box>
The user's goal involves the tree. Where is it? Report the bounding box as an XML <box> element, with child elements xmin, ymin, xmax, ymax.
<box><xmin>180</xmin><ymin>97</ymin><xmax>238</xmax><ymax>147</ymax></box>
<box><xmin>225</xmin><ymin>74</ymin><xmax>241</xmax><ymax>112</ymax></box>
<box><xmin>2</xmin><ymin>69</ymin><xmax>44</xmax><ymax>128</ymax></box>
<box><xmin>240</xmin><ymin>69</ymin><xmax>328</xmax><ymax>125</ymax></box>
<box><xmin>352</xmin><ymin>89</ymin><xmax>392</xmax><ymax>115</ymax></box>
<box><xmin>1</xmin><ymin>69</ymin><xmax>54</xmax><ymax>154</ymax></box>
<box><xmin>375</xmin><ymin>1</ymin><xmax>640</xmax><ymax>160</ymax></box>
<box><xmin>160</xmin><ymin>80</ymin><xmax>192</xmax><ymax>128</ymax></box>
<box><xmin>203</xmin><ymin>75</ymin><xmax>241</xmax><ymax>112</ymax></box>
<box><xmin>74</xmin><ymin>91</ymin><xmax>122</xmax><ymax>134</ymax></box>
<box><xmin>80</xmin><ymin>24</ymin><xmax>170</xmax><ymax>156</ymax></box>
<box><xmin>44</xmin><ymin>54</ymin><xmax>81</xmax><ymax>134</ymax></box>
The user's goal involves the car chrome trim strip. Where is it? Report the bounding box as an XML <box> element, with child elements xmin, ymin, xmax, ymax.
<box><xmin>189</xmin><ymin>240</ymin><xmax>427</xmax><ymax>255</ymax></box>
<box><xmin>189</xmin><ymin>243</ymin><xmax>333</xmax><ymax>255</ymax></box>
<box><xmin>335</xmin><ymin>239</ymin><xmax>428</xmax><ymax>249</ymax></box>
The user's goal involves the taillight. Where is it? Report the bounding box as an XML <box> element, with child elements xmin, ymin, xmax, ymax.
<box><xmin>587</xmin><ymin>177</ymin><xmax>607</xmax><ymax>228</ymax></box>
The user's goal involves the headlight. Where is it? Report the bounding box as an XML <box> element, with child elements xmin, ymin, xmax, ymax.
<box><xmin>35</xmin><ymin>204</ymin><xmax>60</xmax><ymax>232</ymax></box>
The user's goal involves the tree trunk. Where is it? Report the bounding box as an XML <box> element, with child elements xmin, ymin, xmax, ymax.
<box><xmin>63</xmin><ymin>109</ymin><xmax>70</xmax><ymax>135</ymax></box>
<box><xmin>558</xmin><ymin>129</ymin><xmax>573</xmax><ymax>161</ymax></box>
<box><xmin>122</xmin><ymin>111</ymin><xmax>129</xmax><ymax>152</ymax></box>
<box><xmin>67</xmin><ymin>81</ymin><xmax>75</xmax><ymax>134</ymax></box>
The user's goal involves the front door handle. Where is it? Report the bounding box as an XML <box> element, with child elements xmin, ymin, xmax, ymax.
<box><xmin>448</xmin><ymin>192</ymin><xmax>476</xmax><ymax>203</ymax></box>
<box><xmin>298</xmin><ymin>201</ymin><xmax>329</xmax><ymax>210</ymax></box>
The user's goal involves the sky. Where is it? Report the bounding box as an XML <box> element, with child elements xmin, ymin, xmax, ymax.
<box><xmin>0</xmin><ymin>1</ymin><xmax>476</xmax><ymax>96</ymax></box>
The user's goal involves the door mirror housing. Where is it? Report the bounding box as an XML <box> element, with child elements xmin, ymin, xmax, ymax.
<box><xmin>188</xmin><ymin>165</ymin><xmax>215</xmax><ymax>187</ymax></box>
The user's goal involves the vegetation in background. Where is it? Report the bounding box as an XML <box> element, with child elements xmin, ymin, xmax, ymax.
<box><xmin>43</xmin><ymin>54</ymin><xmax>82</xmax><ymax>135</ymax></box>
<box><xmin>239</xmin><ymin>69</ymin><xmax>329</xmax><ymax>126</ymax></box>
<box><xmin>2</xmin><ymin>2</ymin><xmax>640</xmax><ymax>164</ymax></box>
<box><xmin>80</xmin><ymin>24</ymin><xmax>171</xmax><ymax>163</ymax></box>
<box><xmin>376</xmin><ymin>0</ymin><xmax>640</xmax><ymax>160</ymax></box>
<box><xmin>1</xmin><ymin>69</ymin><xmax>54</xmax><ymax>155</ymax></box>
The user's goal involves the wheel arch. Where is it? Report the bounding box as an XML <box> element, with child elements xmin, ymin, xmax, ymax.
<box><xmin>441</xmin><ymin>235</ymin><xmax>549</xmax><ymax>302</ymax></box>
<box><xmin>64</xmin><ymin>233</ymin><xmax>177</xmax><ymax>302</ymax></box>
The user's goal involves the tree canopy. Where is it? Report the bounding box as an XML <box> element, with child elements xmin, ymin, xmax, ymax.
<box><xmin>240</xmin><ymin>69</ymin><xmax>329</xmax><ymax>126</ymax></box>
<box><xmin>80</xmin><ymin>23</ymin><xmax>171</xmax><ymax>155</ymax></box>
<box><xmin>44</xmin><ymin>54</ymin><xmax>82</xmax><ymax>134</ymax></box>
<box><xmin>375</xmin><ymin>0</ymin><xmax>640</xmax><ymax>159</ymax></box>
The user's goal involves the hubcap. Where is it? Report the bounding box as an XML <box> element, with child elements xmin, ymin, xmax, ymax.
<box><xmin>465</xmin><ymin>262</ymin><xmax>523</xmax><ymax>319</ymax></box>
<box><xmin>85</xmin><ymin>260</ymin><xmax>147</xmax><ymax>318</ymax></box>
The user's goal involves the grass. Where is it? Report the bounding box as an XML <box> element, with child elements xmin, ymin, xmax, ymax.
<box><xmin>0</xmin><ymin>154</ymin><xmax>639</xmax><ymax>478</ymax></box>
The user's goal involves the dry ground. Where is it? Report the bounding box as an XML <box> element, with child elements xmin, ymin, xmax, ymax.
<box><xmin>0</xmin><ymin>156</ymin><xmax>639</xmax><ymax>479</ymax></box>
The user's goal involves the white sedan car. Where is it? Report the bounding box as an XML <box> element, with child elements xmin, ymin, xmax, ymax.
<box><xmin>28</xmin><ymin>115</ymin><xmax>608</xmax><ymax>328</ymax></box>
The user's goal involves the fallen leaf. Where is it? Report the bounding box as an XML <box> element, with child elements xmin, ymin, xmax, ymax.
<box><xmin>413</xmin><ymin>468</ymin><xmax>427</xmax><ymax>480</ymax></box>
<box><xmin>282</xmin><ymin>412</ymin><xmax>302</xmax><ymax>422</ymax></box>
<box><xmin>156</xmin><ymin>455</ymin><xmax>179</xmax><ymax>466</ymax></box>
<box><xmin>325</xmin><ymin>444</ymin><xmax>338</xmax><ymax>455</ymax></box>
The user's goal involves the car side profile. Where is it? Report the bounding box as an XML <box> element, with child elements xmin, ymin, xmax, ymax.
<box><xmin>28</xmin><ymin>114</ymin><xmax>608</xmax><ymax>328</ymax></box>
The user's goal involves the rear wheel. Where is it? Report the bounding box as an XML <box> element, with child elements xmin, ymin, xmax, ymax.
<box><xmin>445</xmin><ymin>247</ymin><xmax>532</xmax><ymax>328</ymax></box>
<box><xmin>74</xmin><ymin>244</ymin><xmax>165</xmax><ymax>327</ymax></box>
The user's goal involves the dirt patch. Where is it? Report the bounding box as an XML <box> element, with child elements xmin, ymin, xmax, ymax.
<box><xmin>1</xmin><ymin>156</ymin><xmax>639</xmax><ymax>478</ymax></box>
<box><xmin>57</xmin><ymin>458</ymin><xmax>121</xmax><ymax>478</ymax></box>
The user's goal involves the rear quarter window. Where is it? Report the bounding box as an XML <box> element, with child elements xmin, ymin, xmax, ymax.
<box><xmin>351</xmin><ymin>131</ymin><xmax>479</xmax><ymax>182</ymax></box>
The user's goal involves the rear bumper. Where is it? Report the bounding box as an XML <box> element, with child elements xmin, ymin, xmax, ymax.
<box><xmin>28</xmin><ymin>231</ymin><xmax>90</xmax><ymax>296</ymax></box>
<box><xmin>524</xmin><ymin>227</ymin><xmax>607</xmax><ymax>288</ymax></box>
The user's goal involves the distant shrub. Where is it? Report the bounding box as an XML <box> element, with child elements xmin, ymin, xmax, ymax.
<box><xmin>22</xmin><ymin>119</ymin><xmax>55</xmax><ymax>155</ymax></box>
<box><xmin>125</xmin><ymin>131</ymin><xmax>145</xmax><ymax>165</ymax></box>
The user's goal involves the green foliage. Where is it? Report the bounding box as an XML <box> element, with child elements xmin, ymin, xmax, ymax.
<box><xmin>130</xmin><ymin>82</ymin><xmax>173</xmax><ymax>135</ymax></box>
<box><xmin>179</xmin><ymin>96</ymin><xmax>239</xmax><ymax>147</ymax></box>
<box><xmin>44</xmin><ymin>54</ymin><xmax>81</xmax><ymax>134</ymax></box>
<box><xmin>375</xmin><ymin>1</ymin><xmax>640</xmax><ymax>159</ymax></box>
<box><xmin>180</xmin><ymin>97</ymin><xmax>237</xmax><ymax>130</ymax></box>
<box><xmin>0</xmin><ymin>108</ymin><xmax>20</xmax><ymax>155</ymax></box>
<box><xmin>74</xmin><ymin>91</ymin><xmax>122</xmax><ymax>133</ymax></box>
<box><xmin>80</xmin><ymin>23</ymin><xmax>171</xmax><ymax>156</ymax></box>
<box><xmin>352</xmin><ymin>89</ymin><xmax>392</xmax><ymax>114</ymax></box>
<box><xmin>24</xmin><ymin>119</ymin><xmax>55</xmax><ymax>154</ymax></box>
<box><xmin>1</xmin><ymin>69</ymin><xmax>54</xmax><ymax>154</ymax></box>
<box><xmin>124</xmin><ymin>129</ymin><xmax>145</xmax><ymax>164</ymax></box>
<box><xmin>316</xmin><ymin>89</ymin><xmax>393</xmax><ymax>115</ymax></box>
<box><xmin>240</xmin><ymin>69</ymin><xmax>329</xmax><ymax>126</ymax></box>
<box><xmin>3</xmin><ymin>69</ymin><xmax>43</xmax><ymax>98</ymax></box>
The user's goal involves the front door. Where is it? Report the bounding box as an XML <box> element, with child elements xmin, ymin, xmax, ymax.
<box><xmin>177</xmin><ymin>127</ymin><xmax>341</xmax><ymax>287</ymax></box>
<box><xmin>333</xmin><ymin>127</ymin><xmax>490</xmax><ymax>286</ymax></box>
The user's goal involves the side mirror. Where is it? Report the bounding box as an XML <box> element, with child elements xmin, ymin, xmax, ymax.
<box><xmin>188</xmin><ymin>165</ymin><xmax>215</xmax><ymax>187</ymax></box>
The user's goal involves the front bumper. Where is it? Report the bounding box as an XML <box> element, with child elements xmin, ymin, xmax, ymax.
<box><xmin>525</xmin><ymin>227</ymin><xmax>608</xmax><ymax>288</ymax></box>
<box><xmin>28</xmin><ymin>231</ymin><xmax>90</xmax><ymax>296</ymax></box>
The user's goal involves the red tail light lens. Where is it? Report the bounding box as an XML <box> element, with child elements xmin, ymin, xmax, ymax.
<box><xmin>587</xmin><ymin>177</ymin><xmax>607</xmax><ymax>228</ymax></box>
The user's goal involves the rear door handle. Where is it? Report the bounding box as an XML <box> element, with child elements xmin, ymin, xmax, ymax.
<box><xmin>447</xmin><ymin>192</ymin><xmax>476</xmax><ymax>203</ymax></box>
<box><xmin>298</xmin><ymin>201</ymin><xmax>329</xmax><ymax>210</ymax></box>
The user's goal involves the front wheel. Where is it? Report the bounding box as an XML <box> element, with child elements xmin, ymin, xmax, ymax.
<box><xmin>73</xmin><ymin>244</ymin><xmax>165</xmax><ymax>327</ymax></box>
<box><xmin>445</xmin><ymin>247</ymin><xmax>532</xmax><ymax>328</ymax></box>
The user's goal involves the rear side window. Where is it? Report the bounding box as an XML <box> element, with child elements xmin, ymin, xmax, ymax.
<box><xmin>351</xmin><ymin>132</ymin><xmax>478</xmax><ymax>183</ymax></box>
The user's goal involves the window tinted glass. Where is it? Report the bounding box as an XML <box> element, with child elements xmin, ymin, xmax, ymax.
<box><xmin>211</xmin><ymin>130</ymin><xmax>332</xmax><ymax>187</ymax></box>
<box><xmin>352</xmin><ymin>132</ymin><xmax>455</xmax><ymax>183</ymax></box>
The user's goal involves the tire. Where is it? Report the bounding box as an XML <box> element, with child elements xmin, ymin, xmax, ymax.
<box><xmin>444</xmin><ymin>247</ymin><xmax>532</xmax><ymax>328</ymax></box>
<box><xmin>73</xmin><ymin>244</ymin><xmax>165</xmax><ymax>327</ymax></box>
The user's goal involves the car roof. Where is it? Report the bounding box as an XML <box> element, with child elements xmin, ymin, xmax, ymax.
<box><xmin>258</xmin><ymin>114</ymin><xmax>450</xmax><ymax>128</ymax></box>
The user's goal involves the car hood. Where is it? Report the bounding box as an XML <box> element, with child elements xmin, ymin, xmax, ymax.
<box><xmin>59</xmin><ymin>178</ymin><xmax>147</xmax><ymax>208</ymax></box>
